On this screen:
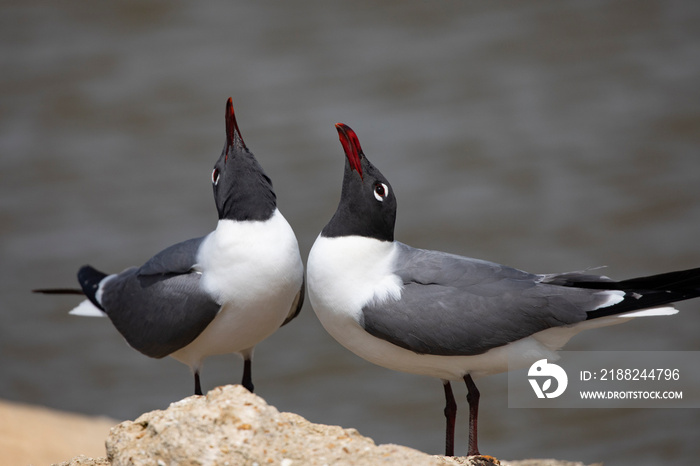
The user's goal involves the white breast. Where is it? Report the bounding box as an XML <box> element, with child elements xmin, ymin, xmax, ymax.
<box><xmin>171</xmin><ymin>209</ymin><xmax>303</xmax><ymax>370</ymax></box>
<box><xmin>198</xmin><ymin>210</ymin><xmax>302</xmax><ymax>304</ymax></box>
<box><xmin>307</xmin><ymin>235</ymin><xmax>402</xmax><ymax>324</ymax></box>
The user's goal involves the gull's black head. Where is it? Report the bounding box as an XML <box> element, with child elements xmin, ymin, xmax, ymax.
<box><xmin>211</xmin><ymin>98</ymin><xmax>276</xmax><ymax>221</ymax></box>
<box><xmin>321</xmin><ymin>123</ymin><xmax>396</xmax><ymax>242</ymax></box>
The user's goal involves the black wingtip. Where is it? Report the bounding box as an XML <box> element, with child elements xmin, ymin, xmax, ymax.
<box><xmin>580</xmin><ymin>266</ymin><xmax>700</xmax><ymax>320</ymax></box>
<box><xmin>32</xmin><ymin>288</ymin><xmax>84</xmax><ymax>295</ymax></box>
<box><xmin>77</xmin><ymin>265</ymin><xmax>108</xmax><ymax>311</ymax></box>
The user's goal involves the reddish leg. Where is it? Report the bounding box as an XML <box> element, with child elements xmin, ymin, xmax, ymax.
<box><xmin>443</xmin><ymin>380</ymin><xmax>457</xmax><ymax>456</ymax></box>
<box><xmin>464</xmin><ymin>374</ymin><xmax>481</xmax><ymax>456</ymax></box>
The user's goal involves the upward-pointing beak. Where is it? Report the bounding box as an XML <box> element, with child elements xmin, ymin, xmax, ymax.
<box><xmin>225</xmin><ymin>97</ymin><xmax>246</xmax><ymax>161</ymax></box>
<box><xmin>335</xmin><ymin>123</ymin><xmax>363</xmax><ymax>180</ymax></box>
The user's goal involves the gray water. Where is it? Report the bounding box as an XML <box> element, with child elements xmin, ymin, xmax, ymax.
<box><xmin>2</xmin><ymin>1</ymin><xmax>700</xmax><ymax>464</ymax></box>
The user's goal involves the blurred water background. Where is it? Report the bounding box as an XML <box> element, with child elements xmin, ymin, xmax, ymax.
<box><xmin>2</xmin><ymin>1</ymin><xmax>699</xmax><ymax>464</ymax></box>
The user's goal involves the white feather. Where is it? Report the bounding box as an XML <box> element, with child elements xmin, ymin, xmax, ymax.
<box><xmin>307</xmin><ymin>235</ymin><xmax>402</xmax><ymax>325</ymax></box>
<box><xmin>170</xmin><ymin>209</ymin><xmax>304</xmax><ymax>371</ymax></box>
<box><xmin>618</xmin><ymin>306</ymin><xmax>678</xmax><ymax>318</ymax></box>
<box><xmin>69</xmin><ymin>299</ymin><xmax>107</xmax><ymax>317</ymax></box>
<box><xmin>594</xmin><ymin>290</ymin><xmax>625</xmax><ymax>308</ymax></box>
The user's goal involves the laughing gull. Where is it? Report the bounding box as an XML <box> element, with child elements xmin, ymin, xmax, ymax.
<box><xmin>306</xmin><ymin>123</ymin><xmax>700</xmax><ymax>457</ymax></box>
<box><xmin>36</xmin><ymin>98</ymin><xmax>304</xmax><ymax>396</ymax></box>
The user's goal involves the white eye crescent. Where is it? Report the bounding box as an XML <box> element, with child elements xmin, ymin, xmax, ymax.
<box><xmin>212</xmin><ymin>168</ymin><xmax>220</xmax><ymax>185</ymax></box>
<box><xmin>374</xmin><ymin>182</ymin><xmax>389</xmax><ymax>201</ymax></box>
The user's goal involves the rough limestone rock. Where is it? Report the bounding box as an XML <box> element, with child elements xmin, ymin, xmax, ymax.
<box><xmin>57</xmin><ymin>456</ymin><xmax>111</xmax><ymax>466</ymax></box>
<box><xmin>57</xmin><ymin>384</ymin><xmax>595</xmax><ymax>466</ymax></box>
<box><xmin>105</xmin><ymin>385</ymin><xmax>457</xmax><ymax>466</ymax></box>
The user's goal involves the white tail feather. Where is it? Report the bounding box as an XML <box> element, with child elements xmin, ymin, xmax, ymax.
<box><xmin>594</xmin><ymin>290</ymin><xmax>625</xmax><ymax>309</ymax></box>
<box><xmin>69</xmin><ymin>300</ymin><xmax>107</xmax><ymax>317</ymax></box>
<box><xmin>617</xmin><ymin>306</ymin><xmax>678</xmax><ymax>318</ymax></box>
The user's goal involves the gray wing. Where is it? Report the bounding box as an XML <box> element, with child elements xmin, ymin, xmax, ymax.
<box><xmin>360</xmin><ymin>242</ymin><xmax>611</xmax><ymax>356</ymax></box>
<box><xmin>139</xmin><ymin>236</ymin><xmax>207</xmax><ymax>275</ymax></box>
<box><xmin>100</xmin><ymin>235</ymin><xmax>220</xmax><ymax>359</ymax></box>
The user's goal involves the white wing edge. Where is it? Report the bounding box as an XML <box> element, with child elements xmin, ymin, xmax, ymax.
<box><xmin>68</xmin><ymin>299</ymin><xmax>107</xmax><ymax>317</ymax></box>
<box><xmin>617</xmin><ymin>306</ymin><xmax>678</xmax><ymax>318</ymax></box>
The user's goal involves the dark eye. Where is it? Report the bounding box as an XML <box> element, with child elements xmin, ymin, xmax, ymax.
<box><xmin>373</xmin><ymin>182</ymin><xmax>389</xmax><ymax>201</ymax></box>
<box><xmin>212</xmin><ymin>168</ymin><xmax>220</xmax><ymax>185</ymax></box>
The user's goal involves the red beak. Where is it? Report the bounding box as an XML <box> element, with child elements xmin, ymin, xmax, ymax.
<box><xmin>335</xmin><ymin>123</ymin><xmax>364</xmax><ymax>180</ymax></box>
<box><xmin>225</xmin><ymin>97</ymin><xmax>246</xmax><ymax>161</ymax></box>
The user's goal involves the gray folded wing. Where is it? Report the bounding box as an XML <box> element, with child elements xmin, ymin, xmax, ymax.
<box><xmin>101</xmin><ymin>235</ymin><xmax>221</xmax><ymax>358</ymax></box>
<box><xmin>139</xmin><ymin>236</ymin><xmax>207</xmax><ymax>275</ymax></box>
<box><xmin>360</xmin><ymin>242</ymin><xmax>612</xmax><ymax>356</ymax></box>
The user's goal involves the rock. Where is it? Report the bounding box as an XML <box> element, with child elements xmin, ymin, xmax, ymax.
<box><xmin>106</xmin><ymin>385</ymin><xmax>453</xmax><ymax>466</ymax></box>
<box><xmin>55</xmin><ymin>455</ymin><xmax>111</xmax><ymax>466</ymax></box>
<box><xmin>100</xmin><ymin>385</ymin><xmax>592</xmax><ymax>466</ymax></box>
<box><xmin>47</xmin><ymin>384</ymin><xmax>595</xmax><ymax>466</ymax></box>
